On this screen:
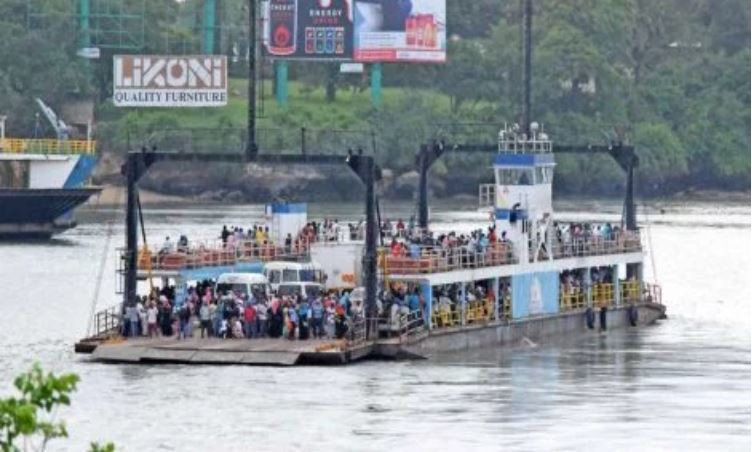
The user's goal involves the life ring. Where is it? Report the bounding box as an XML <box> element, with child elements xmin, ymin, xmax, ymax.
<box><xmin>585</xmin><ymin>308</ymin><xmax>595</xmax><ymax>330</ymax></box>
<box><xmin>628</xmin><ymin>305</ymin><xmax>638</xmax><ymax>327</ymax></box>
<box><xmin>599</xmin><ymin>307</ymin><xmax>608</xmax><ymax>331</ymax></box>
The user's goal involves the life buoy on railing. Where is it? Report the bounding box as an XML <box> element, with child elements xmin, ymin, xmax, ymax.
<box><xmin>628</xmin><ymin>305</ymin><xmax>638</xmax><ymax>327</ymax></box>
<box><xmin>599</xmin><ymin>306</ymin><xmax>608</xmax><ymax>331</ymax></box>
<box><xmin>585</xmin><ymin>308</ymin><xmax>595</xmax><ymax>330</ymax></box>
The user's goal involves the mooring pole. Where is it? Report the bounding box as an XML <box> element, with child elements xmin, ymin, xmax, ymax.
<box><xmin>246</xmin><ymin>0</ymin><xmax>258</xmax><ymax>159</ymax></box>
<box><xmin>123</xmin><ymin>154</ymin><xmax>138</xmax><ymax>314</ymax></box>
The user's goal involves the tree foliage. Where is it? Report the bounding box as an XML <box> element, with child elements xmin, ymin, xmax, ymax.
<box><xmin>0</xmin><ymin>364</ymin><xmax>79</xmax><ymax>451</ymax></box>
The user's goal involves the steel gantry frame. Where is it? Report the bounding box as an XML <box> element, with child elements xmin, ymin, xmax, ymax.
<box><xmin>121</xmin><ymin>149</ymin><xmax>381</xmax><ymax>338</ymax></box>
<box><xmin>415</xmin><ymin>141</ymin><xmax>640</xmax><ymax>232</ymax></box>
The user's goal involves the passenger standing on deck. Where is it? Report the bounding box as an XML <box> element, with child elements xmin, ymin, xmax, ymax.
<box><xmin>137</xmin><ymin>297</ymin><xmax>147</xmax><ymax>336</ymax></box>
<box><xmin>178</xmin><ymin>303</ymin><xmax>191</xmax><ymax>340</ymax></box>
<box><xmin>125</xmin><ymin>302</ymin><xmax>139</xmax><ymax>337</ymax></box>
<box><xmin>221</xmin><ymin>225</ymin><xmax>230</xmax><ymax>245</ymax></box>
<box><xmin>244</xmin><ymin>303</ymin><xmax>257</xmax><ymax>339</ymax></box>
<box><xmin>147</xmin><ymin>301</ymin><xmax>158</xmax><ymax>337</ymax></box>
<box><xmin>298</xmin><ymin>298</ymin><xmax>310</xmax><ymax>340</ymax></box>
<box><xmin>311</xmin><ymin>297</ymin><xmax>324</xmax><ymax>338</ymax></box>
<box><xmin>287</xmin><ymin>305</ymin><xmax>298</xmax><ymax>340</ymax></box>
<box><xmin>199</xmin><ymin>301</ymin><xmax>211</xmax><ymax>338</ymax></box>
<box><xmin>256</xmin><ymin>300</ymin><xmax>268</xmax><ymax>337</ymax></box>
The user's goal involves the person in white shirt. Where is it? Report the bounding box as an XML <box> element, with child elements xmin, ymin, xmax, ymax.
<box><xmin>146</xmin><ymin>302</ymin><xmax>159</xmax><ymax>337</ymax></box>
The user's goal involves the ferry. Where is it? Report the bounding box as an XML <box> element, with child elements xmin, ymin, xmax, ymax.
<box><xmin>75</xmin><ymin>123</ymin><xmax>665</xmax><ymax>364</ymax></box>
<box><xmin>0</xmin><ymin>112</ymin><xmax>100</xmax><ymax>239</ymax></box>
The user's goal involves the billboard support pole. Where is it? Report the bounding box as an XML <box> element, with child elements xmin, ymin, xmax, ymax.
<box><xmin>370</xmin><ymin>63</ymin><xmax>382</xmax><ymax>108</ymax></box>
<box><xmin>276</xmin><ymin>60</ymin><xmax>288</xmax><ymax>105</ymax></box>
<box><xmin>202</xmin><ymin>0</ymin><xmax>216</xmax><ymax>54</ymax></box>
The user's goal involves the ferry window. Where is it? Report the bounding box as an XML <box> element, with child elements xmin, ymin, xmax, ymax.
<box><xmin>278</xmin><ymin>285</ymin><xmax>301</xmax><ymax>296</ymax></box>
<box><xmin>305</xmin><ymin>285</ymin><xmax>322</xmax><ymax>297</ymax></box>
<box><xmin>268</xmin><ymin>270</ymin><xmax>281</xmax><ymax>284</ymax></box>
<box><xmin>250</xmin><ymin>284</ymin><xmax>268</xmax><ymax>300</ymax></box>
<box><xmin>283</xmin><ymin>269</ymin><xmax>299</xmax><ymax>282</ymax></box>
<box><xmin>535</xmin><ymin>167</ymin><xmax>545</xmax><ymax>183</ymax></box>
<box><xmin>497</xmin><ymin>169</ymin><xmax>533</xmax><ymax>185</ymax></box>
<box><xmin>517</xmin><ymin>169</ymin><xmax>533</xmax><ymax>185</ymax></box>
<box><xmin>216</xmin><ymin>283</ymin><xmax>248</xmax><ymax>297</ymax></box>
<box><xmin>300</xmin><ymin>269</ymin><xmax>314</xmax><ymax>282</ymax></box>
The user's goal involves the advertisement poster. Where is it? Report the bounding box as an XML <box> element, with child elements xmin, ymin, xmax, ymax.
<box><xmin>353</xmin><ymin>0</ymin><xmax>445</xmax><ymax>63</ymax></box>
<box><xmin>113</xmin><ymin>55</ymin><xmax>227</xmax><ymax>107</ymax></box>
<box><xmin>263</xmin><ymin>0</ymin><xmax>354</xmax><ymax>60</ymax></box>
<box><xmin>511</xmin><ymin>271</ymin><xmax>560</xmax><ymax>319</ymax></box>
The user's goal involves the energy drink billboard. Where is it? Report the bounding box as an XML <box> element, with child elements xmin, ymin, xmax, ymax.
<box><xmin>353</xmin><ymin>0</ymin><xmax>446</xmax><ymax>63</ymax></box>
<box><xmin>263</xmin><ymin>0</ymin><xmax>354</xmax><ymax>60</ymax></box>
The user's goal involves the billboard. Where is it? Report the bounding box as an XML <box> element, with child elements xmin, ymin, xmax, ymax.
<box><xmin>113</xmin><ymin>55</ymin><xmax>227</xmax><ymax>107</ymax></box>
<box><xmin>353</xmin><ymin>0</ymin><xmax>446</xmax><ymax>63</ymax></box>
<box><xmin>263</xmin><ymin>0</ymin><xmax>354</xmax><ymax>60</ymax></box>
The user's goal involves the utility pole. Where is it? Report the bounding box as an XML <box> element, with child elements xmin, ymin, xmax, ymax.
<box><xmin>202</xmin><ymin>0</ymin><xmax>216</xmax><ymax>54</ymax></box>
<box><xmin>247</xmin><ymin>0</ymin><xmax>258</xmax><ymax>158</ymax></box>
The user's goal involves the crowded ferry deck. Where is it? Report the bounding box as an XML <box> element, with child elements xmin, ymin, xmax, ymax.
<box><xmin>77</xmin><ymin>124</ymin><xmax>665</xmax><ymax>365</ymax></box>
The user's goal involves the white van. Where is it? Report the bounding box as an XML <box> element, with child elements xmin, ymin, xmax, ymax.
<box><xmin>264</xmin><ymin>261</ymin><xmax>326</xmax><ymax>292</ymax></box>
<box><xmin>277</xmin><ymin>282</ymin><xmax>325</xmax><ymax>300</ymax></box>
<box><xmin>215</xmin><ymin>273</ymin><xmax>271</xmax><ymax>301</ymax></box>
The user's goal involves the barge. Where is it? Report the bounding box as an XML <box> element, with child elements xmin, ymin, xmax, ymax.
<box><xmin>76</xmin><ymin>124</ymin><xmax>665</xmax><ymax>366</ymax></box>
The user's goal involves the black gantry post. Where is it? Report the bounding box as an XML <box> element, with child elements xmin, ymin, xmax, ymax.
<box><xmin>418</xmin><ymin>144</ymin><xmax>429</xmax><ymax>230</ymax></box>
<box><xmin>347</xmin><ymin>154</ymin><xmax>378</xmax><ymax>339</ymax></box>
<box><xmin>363</xmin><ymin>157</ymin><xmax>378</xmax><ymax>339</ymax></box>
<box><xmin>246</xmin><ymin>0</ymin><xmax>257</xmax><ymax>159</ymax></box>
<box><xmin>522</xmin><ymin>0</ymin><xmax>532</xmax><ymax>135</ymax></box>
<box><xmin>625</xmin><ymin>161</ymin><xmax>637</xmax><ymax>231</ymax></box>
<box><xmin>124</xmin><ymin>154</ymin><xmax>138</xmax><ymax>314</ymax></box>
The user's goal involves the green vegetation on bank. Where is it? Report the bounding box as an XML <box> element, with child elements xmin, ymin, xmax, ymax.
<box><xmin>0</xmin><ymin>0</ymin><xmax>749</xmax><ymax>196</ymax></box>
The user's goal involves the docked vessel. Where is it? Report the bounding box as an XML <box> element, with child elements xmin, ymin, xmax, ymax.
<box><xmin>0</xmin><ymin>112</ymin><xmax>100</xmax><ymax>239</ymax></box>
<box><xmin>76</xmin><ymin>123</ymin><xmax>665</xmax><ymax>364</ymax></box>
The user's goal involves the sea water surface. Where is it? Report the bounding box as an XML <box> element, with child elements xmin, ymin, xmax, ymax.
<box><xmin>0</xmin><ymin>199</ymin><xmax>749</xmax><ymax>451</ymax></box>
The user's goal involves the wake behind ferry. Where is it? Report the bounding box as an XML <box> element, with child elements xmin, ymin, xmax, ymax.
<box><xmin>76</xmin><ymin>123</ymin><xmax>666</xmax><ymax>365</ymax></box>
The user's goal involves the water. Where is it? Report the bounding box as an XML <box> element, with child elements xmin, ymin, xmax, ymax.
<box><xmin>0</xmin><ymin>199</ymin><xmax>749</xmax><ymax>451</ymax></box>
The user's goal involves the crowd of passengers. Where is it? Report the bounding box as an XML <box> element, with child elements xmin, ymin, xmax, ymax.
<box><xmin>123</xmin><ymin>282</ymin><xmax>358</xmax><ymax>341</ymax></box>
<box><xmin>552</xmin><ymin>222</ymin><xmax>636</xmax><ymax>255</ymax></box>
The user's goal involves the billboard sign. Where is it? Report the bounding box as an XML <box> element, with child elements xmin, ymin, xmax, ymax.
<box><xmin>353</xmin><ymin>0</ymin><xmax>446</xmax><ymax>63</ymax></box>
<box><xmin>263</xmin><ymin>0</ymin><xmax>354</xmax><ymax>60</ymax></box>
<box><xmin>113</xmin><ymin>55</ymin><xmax>227</xmax><ymax>107</ymax></box>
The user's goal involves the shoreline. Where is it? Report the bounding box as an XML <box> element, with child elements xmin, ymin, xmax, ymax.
<box><xmin>87</xmin><ymin>183</ymin><xmax>751</xmax><ymax>207</ymax></box>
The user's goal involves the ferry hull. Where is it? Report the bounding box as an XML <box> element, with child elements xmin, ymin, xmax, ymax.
<box><xmin>0</xmin><ymin>188</ymin><xmax>101</xmax><ymax>239</ymax></box>
<box><xmin>382</xmin><ymin>303</ymin><xmax>666</xmax><ymax>358</ymax></box>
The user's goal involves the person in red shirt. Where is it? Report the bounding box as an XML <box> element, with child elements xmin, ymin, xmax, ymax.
<box><xmin>243</xmin><ymin>303</ymin><xmax>257</xmax><ymax>339</ymax></box>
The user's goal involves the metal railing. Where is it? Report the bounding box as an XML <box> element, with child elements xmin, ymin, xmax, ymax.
<box><xmin>382</xmin><ymin>243</ymin><xmax>516</xmax><ymax>275</ymax></box>
<box><xmin>559</xmin><ymin>288</ymin><xmax>586</xmax><ymax>310</ymax></box>
<box><xmin>550</xmin><ymin>233</ymin><xmax>642</xmax><ymax>260</ymax></box>
<box><xmin>0</xmin><ymin>138</ymin><xmax>96</xmax><ymax>155</ymax></box>
<box><xmin>620</xmin><ymin>280</ymin><xmax>641</xmax><ymax>303</ymax></box>
<box><xmin>134</xmin><ymin>238</ymin><xmax>312</xmax><ymax>272</ymax></box>
<box><xmin>377</xmin><ymin>309</ymin><xmax>425</xmax><ymax>342</ymax></box>
<box><xmin>645</xmin><ymin>283</ymin><xmax>663</xmax><ymax>305</ymax></box>
<box><xmin>91</xmin><ymin>304</ymin><xmax>122</xmax><ymax>338</ymax></box>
